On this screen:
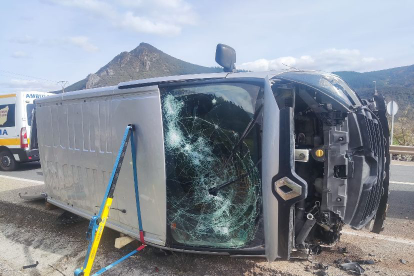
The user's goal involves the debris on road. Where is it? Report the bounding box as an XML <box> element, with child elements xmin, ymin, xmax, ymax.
<box><xmin>313</xmin><ymin>262</ymin><xmax>329</xmax><ymax>276</ymax></box>
<box><xmin>400</xmin><ymin>259</ymin><xmax>408</xmax><ymax>265</ymax></box>
<box><xmin>310</xmin><ymin>245</ymin><xmax>322</xmax><ymax>255</ymax></box>
<box><xmin>339</xmin><ymin>262</ymin><xmax>365</xmax><ymax>275</ymax></box>
<box><xmin>314</xmin><ymin>262</ymin><xmax>329</xmax><ymax>270</ymax></box>
<box><xmin>23</xmin><ymin>261</ymin><xmax>39</xmax><ymax>269</ymax></box>
<box><xmin>315</xmin><ymin>270</ymin><xmax>328</xmax><ymax>276</ymax></box>
<box><xmin>356</xmin><ymin>259</ymin><xmax>375</xmax><ymax>265</ymax></box>
<box><xmin>338</xmin><ymin>247</ymin><xmax>348</xmax><ymax>254</ymax></box>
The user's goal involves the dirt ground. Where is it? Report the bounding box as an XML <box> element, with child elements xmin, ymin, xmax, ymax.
<box><xmin>0</xmin><ymin>178</ymin><xmax>413</xmax><ymax>276</ymax></box>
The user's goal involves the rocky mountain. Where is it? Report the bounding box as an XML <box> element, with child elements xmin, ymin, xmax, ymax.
<box><xmin>65</xmin><ymin>43</ymin><xmax>221</xmax><ymax>92</ymax></box>
<box><xmin>64</xmin><ymin>42</ymin><xmax>414</xmax><ymax>112</ymax></box>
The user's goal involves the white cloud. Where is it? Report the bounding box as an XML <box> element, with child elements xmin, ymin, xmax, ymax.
<box><xmin>11</xmin><ymin>51</ymin><xmax>30</xmax><ymax>59</ymax></box>
<box><xmin>46</xmin><ymin>0</ymin><xmax>196</xmax><ymax>36</ymax></box>
<box><xmin>120</xmin><ymin>12</ymin><xmax>181</xmax><ymax>35</ymax></box>
<box><xmin>66</xmin><ymin>36</ymin><xmax>99</xmax><ymax>52</ymax></box>
<box><xmin>118</xmin><ymin>0</ymin><xmax>197</xmax><ymax>25</ymax></box>
<box><xmin>239</xmin><ymin>49</ymin><xmax>383</xmax><ymax>72</ymax></box>
<box><xmin>0</xmin><ymin>79</ymin><xmax>60</xmax><ymax>92</ymax></box>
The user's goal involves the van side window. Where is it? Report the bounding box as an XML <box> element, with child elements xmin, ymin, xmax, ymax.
<box><xmin>0</xmin><ymin>104</ymin><xmax>16</xmax><ymax>127</ymax></box>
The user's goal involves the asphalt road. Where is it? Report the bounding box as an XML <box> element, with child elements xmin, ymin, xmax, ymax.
<box><xmin>0</xmin><ymin>161</ymin><xmax>44</xmax><ymax>182</ymax></box>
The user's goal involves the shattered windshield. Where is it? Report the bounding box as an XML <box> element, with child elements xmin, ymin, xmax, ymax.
<box><xmin>161</xmin><ymin>82</ymin><xmax>263</xmax><ymax>248</ymax></box>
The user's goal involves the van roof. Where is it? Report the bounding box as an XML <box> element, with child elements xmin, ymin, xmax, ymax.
<box><xmin>36</xmin><ymin>70</ymin><xmax>357</xmax><ymax>108</ymax></box>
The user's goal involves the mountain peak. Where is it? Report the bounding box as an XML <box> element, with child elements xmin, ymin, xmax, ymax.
<box><xmin>137</xmin><ymin>42</ymin><xmax>157</xmax><ymax>49</ymax></box>
<box><xmin>64</xmin><ymin>43</ymin><xmax>221</xmax><ymax>92</ymax></box>
<box><xmin>131</xmin><ymin>42</ymin><xmax>160</xmax><ymax>54</ymax></box>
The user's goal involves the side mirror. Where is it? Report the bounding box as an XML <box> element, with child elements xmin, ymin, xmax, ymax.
<box><xmin>215</xmin><ymin>44</ymin><xmax>236</xmax><ymax>72</ymax></box>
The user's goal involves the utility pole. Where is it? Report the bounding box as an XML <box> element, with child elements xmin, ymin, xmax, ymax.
<box><xmin>57</xmin><ymin>81</ymin><xmax>68</xmax><ymax>93</ymax></box>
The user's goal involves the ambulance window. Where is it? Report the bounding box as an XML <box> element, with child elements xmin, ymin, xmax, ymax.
<box><xmin>0</xmin><ymin>104</ymin><xmax>16</xmax><ymax>127</ymax></box>
<box><xmin>27</xmin><ymin>104</ymin><xmax>35</xmax><ymax>126</ymax></box>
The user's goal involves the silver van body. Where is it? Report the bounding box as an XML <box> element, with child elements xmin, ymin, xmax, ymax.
<box><xmin>36</xmin><ymin>84</ymin><xmax>168</xmax><ymax>246</ymax></box>
<box><xmin>35</xmin><ymin>71</ymin><xmax>389</xmax><ymax>260</ymax></box>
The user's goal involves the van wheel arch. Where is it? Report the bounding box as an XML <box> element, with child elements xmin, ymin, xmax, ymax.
<box><xmin>0</xmin><ymin>147</ymin><xmax>17</xmax><ymax>171</ymax></box>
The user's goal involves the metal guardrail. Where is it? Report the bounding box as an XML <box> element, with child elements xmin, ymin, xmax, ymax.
<box><xmin>389</xmin><ymin>145</ymin><xmax>414</xmax><ymax>155</ymax></box>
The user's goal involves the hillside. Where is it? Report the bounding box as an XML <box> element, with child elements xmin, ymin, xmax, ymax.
<box><xmin>65</xmin><ymin>43</ymin><xmax>221</xmax><ymax>92</ymax></box>
<box><xmin>334</xmin><ymin>64</ymin><xmax>414</xmax><ymax>109</ymax></box>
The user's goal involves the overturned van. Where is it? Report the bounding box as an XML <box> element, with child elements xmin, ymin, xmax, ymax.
<box><xmin>33</xmin><ymin>45</ymin><xmax>389</xmax><ymax>261</ymax></box>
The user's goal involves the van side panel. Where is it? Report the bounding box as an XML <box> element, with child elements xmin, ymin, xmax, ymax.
<box><xmin>37</xmin><ymin>86</ymin><xmax>167</xmax><ymax>245</ymax></box>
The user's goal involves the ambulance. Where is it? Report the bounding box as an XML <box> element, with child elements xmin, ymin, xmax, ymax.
<box><xmin>0</xmin><ymin>92</ymin><xmax>52</xmax><ymax>170</ymax></box>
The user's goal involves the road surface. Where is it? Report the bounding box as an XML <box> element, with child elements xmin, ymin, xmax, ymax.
<box><xmin>0</xmin><ymin>161</ymin><xmax>43</xmax><ymax>182</ymax></box>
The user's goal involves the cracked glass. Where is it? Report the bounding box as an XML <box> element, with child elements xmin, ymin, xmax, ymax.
<box><xmin>161</xmin><ymin>82</ymin><xmax>263</xmax><ymax>248</ymax></box>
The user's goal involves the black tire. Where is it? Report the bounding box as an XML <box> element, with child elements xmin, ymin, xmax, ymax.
<box><xmin>0</xmin><ymin>150</ymin><xmax>17</xmax><ymax>171</ymax></box>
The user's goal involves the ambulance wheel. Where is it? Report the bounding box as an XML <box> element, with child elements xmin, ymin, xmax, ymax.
<box><xmin>0</xmin><ymin>150</ymin><xmax>17</xmax><ymax>171</ymax></box>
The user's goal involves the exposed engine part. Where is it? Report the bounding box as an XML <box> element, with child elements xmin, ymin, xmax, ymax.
<box><xmin>294</xmin><ymin>149</ymin><xmax>310</xmax><ymax>162</ymax></box>
<box><xmin>295</xmin><ymin>213</ymin><xmax>317</xmax><ymax>248</ymax></box>
<box><xmin>322</xmin><ymin>119</ymin><xmax>350</xmax><ymax>220</ymax></box>
<box><xmin>275</xmin><ymin>79</ymin><xmax>388</xmax><ymax>252</ymax></box>
<box><xmin>314</xmin><ymin>178</ymin><xmax>323</xmax><ymax>194</ymax></box>
<box><xmin>311</xmin><ymin>146</ymin><xmax>325</xmax><ymax>162</ymax></box>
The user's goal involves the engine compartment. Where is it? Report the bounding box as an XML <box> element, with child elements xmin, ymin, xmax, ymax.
<box><xmin>271</xmin><ymin>75</ymin><xmax>388</xmax><ymax>253</ymax></box>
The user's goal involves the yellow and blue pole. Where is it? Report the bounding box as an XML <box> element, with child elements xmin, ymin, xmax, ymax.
<box><xmin>75</xmin><ymin>125</ymin><xmax>145</xmax><ymax>276</ymax></box>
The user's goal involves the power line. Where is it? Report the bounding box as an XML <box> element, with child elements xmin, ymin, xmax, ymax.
<box><xmin>0</xmin><ymin>73</ymin><xmax>50</xmax><ymax>83</ymax></box>
<box><xmin>0</xmin><ymin>69</ymin><xmax>58</xmax><ymax>83</ymax></box>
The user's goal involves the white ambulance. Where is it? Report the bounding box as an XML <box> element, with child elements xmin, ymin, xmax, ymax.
<box><xmin>0</xmin><ymin>91</ymin><xmax>52</xmax><ymax>170</ymax></box>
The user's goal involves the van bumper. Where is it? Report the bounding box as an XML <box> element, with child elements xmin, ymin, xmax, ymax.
<box><xmin>10</xmin><ymin>148</ymin><xmax>40</xmax><ymax>162</ymax></box>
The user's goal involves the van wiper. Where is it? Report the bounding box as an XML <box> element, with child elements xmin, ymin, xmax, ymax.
<box><xmin>208</xmin><ymin>105</ymin><xmax>263</xmax><ymax>196</ymax></box>
<box><xmin>208</xmin><ymin>159</ymin><xmax>261</xmax><ymax>196</ymax></box>
<box><xmin>208</xmin><ymin>173</ymin><xmax>248</xmax><ymax>196</ymax></box>
<box><xmin>225</xmin><ymin>104</ymin><xmax>263</xmax><ymax>164</ymax></box>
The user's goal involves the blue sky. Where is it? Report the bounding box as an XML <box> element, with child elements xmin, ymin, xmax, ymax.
<box><xmin>1</xmin><ymin>0</ymin><xmax>413</xmax><ymax>92</ymax></box>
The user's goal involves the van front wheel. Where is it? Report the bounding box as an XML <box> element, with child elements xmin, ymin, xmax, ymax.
<box><xmin>0</xmin><ymin>150</ymin><xmax>17</xmax><ymax>171</ymax></box>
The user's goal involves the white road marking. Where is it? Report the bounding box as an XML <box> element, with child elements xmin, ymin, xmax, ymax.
<box><xmin>342</xmin><ymin>230</ymin><xmax>414</xmax><ymax>246</ymax></box>
<box><xmin>0</xmin><ymin>175</ymin><xmax>44</xmax><ymax>185</ymax></box>
<box><xmin>391</xmin><ymin>163</ymin><xmax>414</xmax><ymax>167</ymax></box>
<box><xmin>390</xmin><ymin>181</ymin><xmax>414</xmax><ymax>186</ymax></box>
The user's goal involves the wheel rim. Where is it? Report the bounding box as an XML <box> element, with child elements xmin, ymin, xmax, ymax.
<box><xmin>1</xmin><ymin>155</ymin><xmax>11</xmax><ymax>167</ymax></box>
